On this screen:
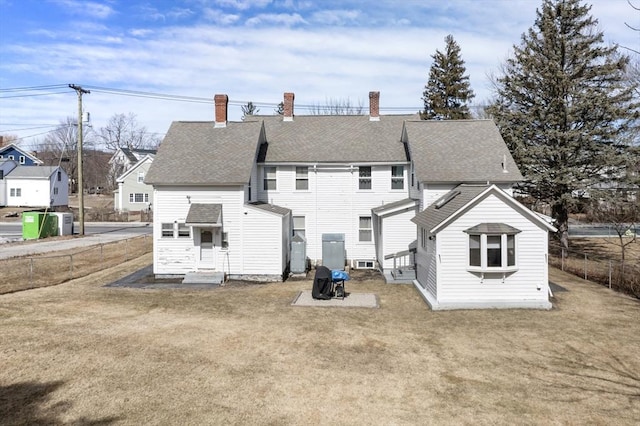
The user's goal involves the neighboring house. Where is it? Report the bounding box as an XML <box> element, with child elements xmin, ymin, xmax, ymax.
<box><xmin>0</xmin><ymin>143</ymin><xmax>44</xmax><ymax>166</ymax></box>
<box><xmin>113</xmin><ymin>155</ymin><xmax>155</xmax><ymax>212</ymax></box>
<box><xmin>146</xmin><ymin>91</ymin><xmax>531</xmax><ymax>291</ymax></box>
<box><xmin>108</xmin><ymin>147</ymin><xmax>156</xmax><ymax>186</ymax></box>
<box><xmin>0</xmin><ymin>159</ymin><xmax>18</xmax><ymax>206</ymax></box>
<box><xmin>3</xmin><ymin>166</ymin><xmax>69</xmax><ymax>207</ymax></box>
<box><xmin>411</xmin><ymin>184</ymin><xmax>557</xmax><ymax>310</ymax></box>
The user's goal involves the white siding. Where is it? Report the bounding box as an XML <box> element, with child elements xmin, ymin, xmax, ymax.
<box><xmin>422</xmin><ymin>183</ymin><xmax>457</xmax><ymax>209</ymax></box>
<box><xmin>435</xmin><ymin>194</ymin><xmax>550</xmax><ymax>306</ymax></box>
<box><xmin>116</xmin><ymin>160</ymin><xmax>154</xmax><ymax>212</ymax></box>
<box><xmin>5</xmin><ymin>175</ymin><xmax>67</xmax><ymax>207</ymax></box>
<box><xmin>258</xmin><ymin>164</ymin><xmax>409</xmax><ymax>267</ymax></box>
<box><xmin>241</xmin><ymin>207</ymin><xmax>289</xmax><ymax>276</ymax></box>
<box><xmin>153</xmin><ymin>186</ymin><xmax>244</xmax><ymax>275</ymax></box>
<box><xmin>379</xmin><ymin>208</ymin><xmax>417</xmax><ymax>270</ymax></box>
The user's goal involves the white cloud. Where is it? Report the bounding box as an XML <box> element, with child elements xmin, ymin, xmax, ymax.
<box><xmin>311</xmin><ymin>9</ymin><xmax>361</xmax><ymax>26</ymax></box>
<box><xmin>245</xmin><ymin>13</ymin><xmax>307</xmax><ymax>26</ymax></box>
<box><xmin>214</xmin><ymin>0</ymin><xmax>272</xmax><ymax>11</ymax></box>
<box><xmin>49</xmin><ymin>0</ymin><xmax>115</xmax><ymax>19</ymax></box>
<box><xmin>129</xmin><ymin>28</ymin><xmax>154</xmax><ymax>37</ymax></box>
<box><xmin>203</xmin><ymin>8</ymin><xmax>240</xmax><ymax>25</ymax></box>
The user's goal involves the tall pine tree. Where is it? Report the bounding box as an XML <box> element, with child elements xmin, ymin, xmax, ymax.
<box><xmin>487</xmin><ymin>0</ymin><xmax>639</xmax><ymax>250</ymax></box>
<box><xmin>421</xmin><ymin>34</ymin><xmax>475</xmax><ymax>120</ymax></box>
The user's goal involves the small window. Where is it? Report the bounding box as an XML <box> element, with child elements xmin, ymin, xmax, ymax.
<box><xmin>144</xmin><ymin>193</ymin><xmax>149</xmax><ymax>203</ymax></box>
<box><xmin>357</xmin><ymin>260</ymin><xmax>375</xmax><ymax>269</ymax></box>
<box><xmin>0</xmin><ymin>170</ymin><xmax>4</xmax><ymax>179</ymax></box>
<box><xmin>129</xmin><ymin>193</ymin><xmax>134</xmax><ymax>203</ymax></box>
<box><xmin>57</xmin><ymin>171</ymin><xmax>61</xmax><ymax>181</ymax></box>
<box><xmin>161</xmin><ymin>223</ymin><xmax>174</xmax><ymax>238</ymax></box>
<box><xmin>264</xmin><ymin>166</ymin><xmax>276</xmax><ymax>190</ymax></box>
<box><xmin>138</xmin><ymin>172</ymin><xmax>145</xmax><ymax>183</ymax></box>
<box><xmin>391</xmin><ymin>166</ymin><xmax>404</xmax><ymax>190</ymax></box>
<box><xmin>177</xmin><ymin>223</ymin><xmax>190</xmax><ymax>238</ymax></box>
<box><xmin>295</xmin><ymin>166</ymin><xmax>308</xmax><ymax>190</ymax></box>
<box><xmin>469</xmin><ymin>235</ymin><xmax>481</xmax><ymax>267</ymax></box>
<box><xmin>222</xmin><ymin>232</ymin><xmax>229</xmax><ymax>249</ymax></box>
<box><xmin>19</xmin><ymin>156</ymin><xmax>25</xmax><ymax>164</ymax></box>
<box><xmin>293</xmin><ymin>216</ymin><xmax>305</xmax><ymax>239</ymax></box>
<box><xmin>53</xmin><ymin>187</ymin><xmax>59</xmax><ymax>195</ymax></box>
<box><xmin>359</xmin><ymin>166</ymin><xmax>371</xmax><ymax>190</ymax></box>
<box><xmin>359</xmin><ymin>216</ymin><xmax>372</xmax><ymax>242</ymax></box>
<box><xmin>8</xmin><ymin>155</ymin><xmax>14</xmax><ymax>160</ymax></box>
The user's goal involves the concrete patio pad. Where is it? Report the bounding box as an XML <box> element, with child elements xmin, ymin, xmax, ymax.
<box><xmin>291</xmin><ymin>291</ymin><xmax>379</xmax><ymax>308</ymax></box>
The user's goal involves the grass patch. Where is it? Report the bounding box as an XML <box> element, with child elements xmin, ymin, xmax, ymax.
<box><xmin>0</xmin><ymin>259</ymin><xmax>639</xmax><ymax>424</ymax></box>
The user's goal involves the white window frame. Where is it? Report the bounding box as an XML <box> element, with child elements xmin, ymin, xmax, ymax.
<box><xmin>130</xmin><ymin>193</ymin><xmax>147</xmax><ymax>203</ymax></box>
<box><xmin>264</xmin><ymin>166</ymin><xmax>277</xmax><ymax>190</ymax></box>
<box><xmin>137</xmin><ymin>171</ymin><xmax>145</xmax><ymax>183</ymax></box>
<box><xmin>161</xmin><ymin>223</ymin><xmax>174</xmax><ymax>238</ymax></box>
<box><xmin>467</xmin><ymin>233</ymin><xmax>517</xmax><ymax>272</ymax></box>
<box><xmin>359</xmin><ymin>166</ymin><xmax>372</xmax><ymax>190</ymax></box>
<box><xmin>359</xmin><ymin>216</ymin><xmax>372</xmax><ymax>242</ymax></box>
<box><xmin>295</xmin><ymin>166</ymin><xmax>309</xmax><ymax>190</ymax></box>
<box><xmin>293</xmin><ymin>216</ymin><xmax>305</xmax><ymax>239</ymax></box>
<box><xmin>19</xmin><ymin>155</ymin><xmax>25</xmax><ymax>164</ymax></box>
<box><xmin>177</xmin><ymin>223</ymin><xmax>190</xmax><ymax>238</ymax></box>
<box><xmin>391</xmin><ymin>165</ymin><xmax>404</xmax><ymax>190</ymax></box>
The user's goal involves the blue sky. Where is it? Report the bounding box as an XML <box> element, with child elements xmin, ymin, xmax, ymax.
<box><xmin>1</xmin><ymin>0</ymin><xmax>638</xmax><ymax>149</ymax></box>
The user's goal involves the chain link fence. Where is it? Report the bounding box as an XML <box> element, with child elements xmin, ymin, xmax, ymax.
<box><xmin>0</xmin><ymin>234</ymin><xmax>152</xmax><ymax>294</ymax></box>
<box><xmin>548</xmin><ymin>242</ymin><xmax>640</xmax><ymax>298</ymax></box>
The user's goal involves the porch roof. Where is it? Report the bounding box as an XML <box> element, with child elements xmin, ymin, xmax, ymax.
<box><xmin>185</xmin><ymin>203</ymin><xmax>222</xmax><ymax>226</ymax></box>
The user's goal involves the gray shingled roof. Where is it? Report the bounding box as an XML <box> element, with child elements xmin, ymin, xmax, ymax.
<box><xmin>371</xmin><ymin>198</ymin><xmax>417</xmax><ymax>215</ymax></box>
<box><xmin>261</xmin><ymin>115</ymin><xmax>415</xmax><ymax>163</ymax></box>
<box><xmin>405</xmin><ymin>120</ymin><xmax>523</xmax><ymax>183</ymax></box>
<box><xmin>412</xmin><ymin>184</ymin><xmax>490</xmax><ymax>232</ymax></box>
<box><xmin>185</xmin><ymin>203</ymin><xmax>222</xmax><ymax>224</ymax></box>
<box><xmin>464</xmin><ymin>223</ymin><xmax>521</xmax><ymax>234</ymax></box>
<box><xmin>145</xmin><ymin>121</ymin><xmax>262</xmax><ymax>185</ymax></box>
<box><xmin>6</xmin><ymin>166</ymin><xmax>59</xmax><ymax>179</ymax></box>
<box><xmin>247</xmin><ymin>201</ymin><xmax>291</xmax><ymax>216</ymax></box>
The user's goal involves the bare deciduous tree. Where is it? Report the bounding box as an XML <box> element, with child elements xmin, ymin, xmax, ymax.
<box><xmin>308</xmin><ymin>97</ymin><xmax>365</xmax><ymax>115</ymax></box>
<box><xmin>97</xmin><ymin>113</ymin><xmax>159</xmax><ymax>151</ymax></box>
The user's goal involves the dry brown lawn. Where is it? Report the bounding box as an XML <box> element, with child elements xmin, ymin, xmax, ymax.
<box><xmin>1</xmin><ymin>255</ymin><xmax>639</xmax><ymax>425</ymax></box>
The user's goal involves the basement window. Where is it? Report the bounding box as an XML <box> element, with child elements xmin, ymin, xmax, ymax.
<box><xmin>356</xmin><ymin>260</ymin><xmax>375</xmax><ymax>269</ymax></box>
<box><xmin>465</xmin><ymin>223</ymin><xmax>519</xmax><ymax>272</ymax></box>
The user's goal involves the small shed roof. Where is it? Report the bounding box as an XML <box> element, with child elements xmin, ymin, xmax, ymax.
<box><xmin>185</xmin><ymin>203</ymin><xmax>222</xmax><ymax>226</ymax></box>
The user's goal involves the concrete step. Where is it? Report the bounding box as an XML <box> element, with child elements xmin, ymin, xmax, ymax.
<box><xmin>182</xmin><ymin>271</ymin><xmax>224</xmax><ymax>285</ymax></box>
<box><xmin>391</xmin><ymin>268</ymin><xmax>416</xmax><ymax>280</ymax></box>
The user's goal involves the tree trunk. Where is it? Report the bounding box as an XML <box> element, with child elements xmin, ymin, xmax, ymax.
<box><xmin>552</xmin><ymin>202</ymin><xmax>570</xmax><ymax>251</ymax></box>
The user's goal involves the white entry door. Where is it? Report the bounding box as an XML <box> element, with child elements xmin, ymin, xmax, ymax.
<box><xmin>199</xmin><ymin>229</ymin><xmax>215</xmax><ymax>269</ymax></box>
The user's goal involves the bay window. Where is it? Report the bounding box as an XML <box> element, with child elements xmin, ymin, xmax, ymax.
<box><xmin>465</xmin><ymin>223</ymin><xmax>519</xmax><ymax>271</ymax></box>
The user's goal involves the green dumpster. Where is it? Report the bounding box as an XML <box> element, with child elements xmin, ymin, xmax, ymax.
<box><xmin>22</xmin><ymin>212</ymin><xmax>59</xmax><ymax>240</ymax></box>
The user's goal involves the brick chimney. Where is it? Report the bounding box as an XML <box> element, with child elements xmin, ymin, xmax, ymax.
<box><xmin>283</xmin><ymin>92</ymin><xmax>294</xmax><ymax>122</ymax></box>
<box><xmin>214</xmin><ymin>94</ymin><xmax>228</xmax><ymax>128</ymax></box>
<box><xmin>369</xmin><ymin>91</ymin><xmax>380</xmax><ymax>121</ymax></box>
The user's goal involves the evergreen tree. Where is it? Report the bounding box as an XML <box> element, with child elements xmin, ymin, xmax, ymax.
<box><xmin>421</xmin><ymin>34</ymin><xmax>475</xmax><ymax>120</ymax></box>
<box><xmin>241</xmin><ymin>102</ymin><xmax>259</xmax><ymax>120</ymax></box>
<box><xmin>487</xmin><ymin>0</ymin><xmax>639</xmax><ymax>250</ymax></box>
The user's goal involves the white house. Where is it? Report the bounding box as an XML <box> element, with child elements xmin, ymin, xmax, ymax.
<box><xmin>411</xmin><ymin>184</ymin><xmax>557</xmax><ymax>310</ymax></box>
<box><xmin>0</xmin><ymin>159</ymin><xmax>18</xmax><ymax>206</ymax></box>
<box><xmin>3</xmin><ymin>166</ymin><xmax>69</xmax><ymax>208</ymax></box>
<box><xmin>146</xmin><ymin>91</ymin><xmax>539</xmax><ymax>292</ymax></box>
<box><xmin>108</xmin><ymin>147</ymin><xmax>156</xmax><ymax>189</ymax></box>
<box><xmin>113</xmin><ymin>155</ymin><xmax>154</xmax><ymax>212</ymax></box>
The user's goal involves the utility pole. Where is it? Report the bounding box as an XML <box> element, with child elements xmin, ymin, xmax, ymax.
<box><xmin>69</xmin><ymin>84</ymin><xmax>90</xmax><ymax>235</ymax></box>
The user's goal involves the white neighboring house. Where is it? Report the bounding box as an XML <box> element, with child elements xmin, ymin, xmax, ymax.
<box><xmin>3</xmin><ymin>166</ymin><xmax>69</xmax><ymax>208</ymax></box>
<box><xmin>0</xmin><ymin>159</ymin><xmax>18</xmax><ymax>207</ymax></box>
<box><xmin>113</xmin><ymin>155</ymin><xmax>154</xmax><ymax>212</ymax></box>
<box><xmin>412</xmin><ymin>184</ymin><xmax>557</xmax><ymax>310</ymax></box>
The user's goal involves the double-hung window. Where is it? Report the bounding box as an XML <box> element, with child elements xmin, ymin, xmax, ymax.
<box><xmin>293</xmin><ymin>216</ymin><xmax>305</xmax><ymax>239</ymax></box>
<box><xmin>264</xmin><ymin>166</ymin><xmax>276</xmax><ymax>190</ymax></box>
<box><xmin>137</xmin><ymin>172</ymin><xmax>145</xmax><ymax>183</ymax></box>
<box><xmin>465</xmin><ymin>223</ymin><xmax>519</xmax><ymax>271</ymax></box>
<box><xmin>359</xmin><ymin>166</ymin><xmax>371</xmax><ymax>190</ymax></box>
<box><xmin>359</xmin><ymin>216</ymin><xmax>372</xmax><ymax>242</ymax></box>
<box><xmin>391</xmin><ymin>166</ymin><xmax>404</xmax><ymax>190</ymax></box>
<box><xmin>161</xmin><ymin>223</ymin><xmax>174</xmax><ymax>238</ymax></box>
<box><xmin>295</xmin><ymin>167</ymin><xmax>308</xmax><ymax>190</ymax></box>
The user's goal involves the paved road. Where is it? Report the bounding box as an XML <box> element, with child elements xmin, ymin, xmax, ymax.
<box><xmin>0</xmin><ymin>222</ymin><xmax>153</xmax><ymax>260</ymax></box>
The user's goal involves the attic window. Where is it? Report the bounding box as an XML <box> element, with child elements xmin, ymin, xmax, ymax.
<box><xmin>19</xmin><ymin>156</ymin><xmax>25</xmax><ymax>164</ymax></box>
<box><xmin>434</xmin><ymin>191</ymin><xmax>461</xmax><ymax>209</ymax></box>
